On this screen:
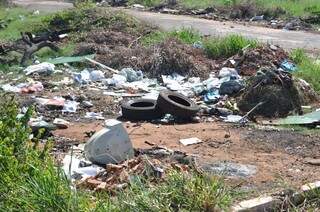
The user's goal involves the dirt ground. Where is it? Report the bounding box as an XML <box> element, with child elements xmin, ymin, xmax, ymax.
<box><xmin>53</xmin><ymin>120</ymin><xmax>320</xmax><ymax>196</ymax></box>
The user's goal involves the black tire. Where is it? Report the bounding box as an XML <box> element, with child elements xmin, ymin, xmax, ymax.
<box><xmin>156</xmin><ymin>90</ymin><xmax>199</xmax><ymax>119</ymax></box>
<box><xmin>121</xmin><ymin>99</ymin><xmax>164</xmax><ymax>120</ymax></box>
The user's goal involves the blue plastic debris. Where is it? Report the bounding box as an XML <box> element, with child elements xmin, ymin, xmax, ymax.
<box><xmin>280</xmin><ymin>60</ymin><xmax>297</xmax><ymax>72</ymax></box>
<box><xmin>204</xmin><ymin>89</ymin><xmax>220</xmax><ymax>103</ymax></box>
<box><xmin>193</xmin><ymin>41</ymin><xmax>203</xmax><ymax>49</ymax></box>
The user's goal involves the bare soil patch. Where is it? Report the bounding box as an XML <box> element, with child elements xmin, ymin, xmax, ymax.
<box><xmin>53</xmin><ymin>121</ymin><xmax>320</xmax><ymax>196</ymax></box>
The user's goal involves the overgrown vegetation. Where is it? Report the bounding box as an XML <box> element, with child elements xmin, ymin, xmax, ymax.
<box><xmin>0</xmin><ymin>5</ymin><xmax>150</xmax><ymax>68</ymax></box>
<box><xmin>141</xmin><ymin>28</ymin><xmax>202</xmax><ymax>46</ymax></box>
<box><xmin>97</xmin><ymin>171</ymin><xmax>233</xmax><ymax>211</ymax></box>
<box><xmin>290</xmin><ymin>49</ymin><xmax>320</xmax><ymax>92</ymax></box>
<box><xmin>0</xmin><ymin>96</ymin><xmax>89</xmax><ymax>211</ymax></box>
<box><xmin>142</xmin><ymin>29</ymin><xmax>257</xmax><ymax>59</ymax></box>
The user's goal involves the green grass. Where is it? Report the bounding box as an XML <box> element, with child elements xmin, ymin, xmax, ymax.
<box><xmin>254</xmin><ymin>0</ymin><xmax>320</xmax><ymax>17</ymax></box>
<box><xmin>203</xmin><ymin>34</ymin><xmax>257</xmax><ymax>59</ymax></box>
<box><xmin>95</xmin><ymin>171</ymin><xmax>234</xmax><ymax>211</ymax></box>
<box><xmin>0</xmin><ymin>96</ymin><xmax>89</xmax><ymax>211</ymax></box>
<box><xmin>291</xmin><ymin>49</ymin><xmax>320</xmax><ymax>93</ymax></box>
<box><xmin>0</xmin><ymin>7</ymin><xmax>48</xmax><ymax>41</ymax></box>
<box><xmin>141</xmin><ymin>28</ymin><xmax>202</xmax><ymax>46</ymax></box>
<box><xmin>142</xmin><ymin>28</ymin><xmax>256</xmax><ymax>59</ymax></box>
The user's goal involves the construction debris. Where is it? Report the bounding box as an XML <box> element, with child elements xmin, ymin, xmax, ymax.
<box><xmin>179</xmin><ymin>137</ymin><xmax>203</xmax><ymax>146</ymax></box>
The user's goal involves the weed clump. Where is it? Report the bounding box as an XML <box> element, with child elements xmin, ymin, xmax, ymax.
<box><xmin>0</xmin><ymin>96</ymin><xmax>90</xmax><ymax>211</ymax></box>
<box><xmin>203</xmin><ymin>35</ymin><xmax>257</xmax><ymax>59</ymax></box>
<box><xmin>290</xmin><ymin>49</ymin><xmax>320</xmax><ymax>93</ymax></box>
<box><xmin>95</xmin><ymin>171</ymin><xmax>233</xmax><ymax>211</ymax></box>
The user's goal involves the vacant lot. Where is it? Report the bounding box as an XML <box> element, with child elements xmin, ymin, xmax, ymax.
<box><xmin>0</xmin><ymin>3</ymin><xmax>320</xmax><ymax>211</ymax></box>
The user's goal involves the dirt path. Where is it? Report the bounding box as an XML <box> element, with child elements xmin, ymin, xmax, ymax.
<box><xmin>12</xmin><ymin>0</ymin><xmax>320</xmax><ymax>54</ymax></box>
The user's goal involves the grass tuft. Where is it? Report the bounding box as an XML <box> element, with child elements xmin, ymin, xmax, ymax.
<box><xmin>290</xmin><ymin>49</ymin><xmax>320</xmax><ymax>93</ymax></box>
<box><xmin>203</xmin><ymin>34</ymin><xmax>257</xmax><ymax>59</ymax></box>
<box><xmin>95</xmin><ymin>171</ymin><xmax>233</xmax><ymax>211</ymax></box>
<box><xmin>141</xmin><ymin>28</ymin><xmax>202</xmax><ymax>46</ymax></box>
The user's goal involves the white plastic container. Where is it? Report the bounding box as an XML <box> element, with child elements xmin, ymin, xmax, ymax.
<box><xmin>84</xmin><ymin>119</ymin><xmax>134</xmax><ymax>165</ymax></box>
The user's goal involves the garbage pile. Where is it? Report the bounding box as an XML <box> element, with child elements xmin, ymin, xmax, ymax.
<box><xmin>225</xmin><ymin>45</ymin><xmax>289</xmax><ymax>76</ymax></box>
<box><xmin>238</xmin><ymin>67</ymin><xmax>302</xmax><ymax>118</ymax></box>
<box><xmin>1</xmin><ymin>42</ymin><xmax>317</xmax><ymax>128</ymax></box>
<box><xmin>62</xmin><ymin>119</ymin><xmax>191</xmax><ymax>192</ymax></box>
<box><xmin>77</xmin><ymin>156</ymin><xmax>176</xmax><ymax>192</ymax></box>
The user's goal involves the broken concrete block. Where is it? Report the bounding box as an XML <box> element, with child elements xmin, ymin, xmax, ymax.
<box><xmin>179</xmin><ymin>137</ymin><xmax>203</xmax><ymax>146</ymax></box>
<box><xmin>53</xmin><ymin>118</ymin><xmax>70</xmax><ymax>129</ymax></box>
<box><xmin>232</xmin><ymin>196</ymin><xmax>281</xmax><ymax>212</ymax></box>
<box><xmin>84</xmin><ymin>119</ymin><xmax>134</xmax><ymax>165</ymax></box>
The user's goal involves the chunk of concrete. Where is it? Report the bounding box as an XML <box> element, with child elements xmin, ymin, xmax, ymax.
<box><xmin>84</xmin><ymin>119</ymin><xmax>134</xmax><ymax>165</ymax></box>
<box><xmin>232</xmin><ymin>196</ymin><xmax>281</xmax><ymax>212</ymax></box>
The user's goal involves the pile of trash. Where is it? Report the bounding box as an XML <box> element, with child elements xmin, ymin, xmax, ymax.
<box><xmin>62</xmin><ymin>119</ymin><xmax>191</xmax><ymax>192</ymax></box>
<box><xmin>224</xmin><ymin>44</ymin><xmax>290</xmax><ymax>76</ymax></box>
<box><xmin>77</xmin><ymin>156</ymin><xmax>174</xmax><ymax>192</ymax></box>
<box><xmin>2</xmin><ymin>42</ymin><xmax>317</xmax><ymax>127</ymax></box>
<box><xmin>238</xmin><ymin>68</ymin><xmax>302</xmax><ymax>118</ymax></box>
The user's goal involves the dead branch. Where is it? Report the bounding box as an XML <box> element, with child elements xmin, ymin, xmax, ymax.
<box><xmin>21</xmin><ymin>41</ymin><xmax>59</xmax><ymax>66</ymax></box>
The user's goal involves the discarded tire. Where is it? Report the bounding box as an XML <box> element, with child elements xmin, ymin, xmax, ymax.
<box><xmin>121</xmin><ymin>99</ymin><xmax>164</xmax><ymax>120</ymax></box>
<box><xmin>156</xmin><ymin>90</ymin><xmax>199</xmax><ymax>119</ymax></box>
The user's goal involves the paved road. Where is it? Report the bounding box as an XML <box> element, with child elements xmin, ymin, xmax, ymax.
<box><xmin>12</xmin><ymin>1</ymin><xmax>320</xmax><ymax>54</ymax></box>
<box><xmin>14</xmin><ymin>0</ymin><xmax>73</xmax><ymax>13</ymax></box>
<box><xmin>126</xmin><ymin>10</ymin><xmax>320</xmax><ymax>54</ymax></box>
